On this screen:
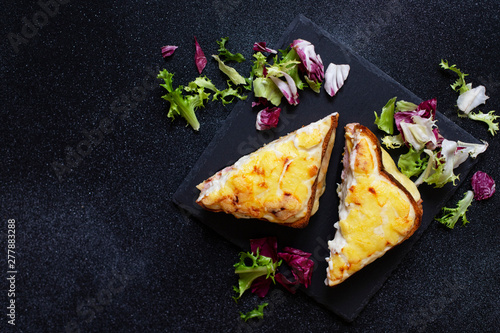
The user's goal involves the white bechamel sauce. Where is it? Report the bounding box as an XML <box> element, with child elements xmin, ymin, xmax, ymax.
<box><xmin>328</xmin><ymin>222</ymin><xmax>347</xmax><ymax>254</ymax></box>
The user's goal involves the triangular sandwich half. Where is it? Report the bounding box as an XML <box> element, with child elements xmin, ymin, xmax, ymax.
<box><xmin>196</xmin><ymin>113</ymin><xmax>339</xmax><ymax>228</ymax></box>
<box><xmin>326</xmin><ymin>123</ymin><xmax>422</xmax><ymax>286</ymax></box>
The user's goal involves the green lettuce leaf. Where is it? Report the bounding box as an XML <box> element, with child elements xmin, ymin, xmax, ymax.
<box><xmin>233</xmin><ymin>250</ymin><xmax>280</xmax><ymax>301</ymax></box>
<box><xmin>422</xmin><ymin>149</ymin><xmax>460</xmax><ymax>188</ymax></box>
<box><xmin>304</xmin><ymin>76</ymin><xmax>321</xmax><ymax>93</ymax></box>
<box><xmin>212</xmin><ymin>54</ymin><xmax>247</xmax><ymax>86</ymax></box>
<box><xmin>185</xmin><ymin>76</ymin><xmax>247</xmax><ymax>106</ymax></box>
<box><xmin>158</xmin><ymin>69</ymin><xmax>208</xmax><ymax>131</ymax></box>
<box><xmin>467</xmin><ymin>110</ymin><xmax>499</xmax><ymax>136</ymax></box>
<box><xmin>395</xmin><ymin>100</ymin><xmax>418</xmax><ymax>112</ymax></box>
<box><xmin>184</xmin><ymin>76</ymin><xmax>218</xmax><ymax>93</ymax></box>
<box><xmin>250</xmin><ymin>52</ymin><xmax>268</xmax><ymax>79</ymax></box>
<box><xmin>435</xmin><ymin>190</ymin><xmax>474</xmax><ymax>228</ymax></box>
<box><xmin>381</xmin><ymin>134</ymin><xmax>404</xmax><ymax>149</ymax></box>
<box><xmin>267</xmin><ymin>48</ymin><xmax>305</xmax><ymax>90</ymax></box>
<box><xmin>243</xmin><ymin>52</ymin><xmax>268</xmax><ymax>91</ymax></box>
<box><xmin>239</xmin><ymin>303</ymin><xmax>269</xmax><ymax>322</ymax></box>
<box><xmin>439</xmin><ymin>59</ymin><xmax>470</xmax><ymax>94</ymax></box>
<box><xmin>253</xmin><ymin>77</ymin><xmax>283</xmax><ymax>106</ymax></box>
<box><xmin>213</xmin><ymin>81</ymin><xmax>247</xmax><ymax>106</ymax></box>
<box><xmin>374</xmin><ymin>97</ymin><xmax>397</xmax><ymax>135</ymax></box>
<box><xmin>397</xmin><ymin>147</ymin><xmax>429</xmax><ymax>178</ymax></box>
<box><xmin>216</xmin><ymin>37</ymin><xmax>246</xmax><ymax>63</ymax></box>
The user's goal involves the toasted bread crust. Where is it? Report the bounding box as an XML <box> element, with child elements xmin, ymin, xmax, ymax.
<box><xmin>287</xmin><ymin>114</ymin><xmax>339</xmax><ymax>228</ymax></box>
<box><xmin>351</xmin><ymin>124</ymin><xmax>422</xmax><ymax>236</ymax></box>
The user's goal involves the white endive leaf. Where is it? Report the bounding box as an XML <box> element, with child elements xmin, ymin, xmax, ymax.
<box><xmin>454</xmin><ymin>140</ymin><xmax>489</xmax><ymax>167</ymax></box>
<box><xmin>324</xmin><ymin>63</ymin><xmax>350</xmax><ymax>96</ymax></box>
<box><xmin>457</xmin><ymin>85</ymin><xmax>489</xmax><ymax>114</ymax></box>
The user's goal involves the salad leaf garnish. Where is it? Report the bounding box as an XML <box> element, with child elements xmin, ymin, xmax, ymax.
<box><xmin>439</xmin><ymin>59</ymin><xmax>470</xmax><ymax>94</ymax></box>
<box><xmin>233</xmin><ymin>237</ymin><xmax>314</xmax><ymax>300</ymax></box>
<box><xmin>161</xmin><ymin>45</ymin><xmax>178</xmax><ymax>58</ymax></box>
<box><xmin>435</xmin><ymin>190</ymin><xmax>474</xmax><ymax>228</ymax></box>
<box><xmin>184</xmin><ymin>76</ymin><xmax>219</xmax><ymax>93</ymax></box>
<box><xmin>253</xmin><ymin>42</ymin><xmax>277</xmax><ymax>54</ymax></box>
<box><xmin>374</xmin><ymin>97</ymin><xmax>397</xmax><ymax>135</ymax></box>
<box><xmin>158</xmin><ymin>69</ymin><xmax>208</xmax><ymax>131</ymax></box>
<box><xmin>457</xmin><ymin>85</ymin><xmax>490</xmax><ymax>114</ymax></box>
<box><xmin>184</xmin><ymin>76</ymin><xmax>246</xmax><ymax>106</ymax></box>
<box><xmin>290</xmin><ymin>39</ymin><xmax>324</xmax><ymax>86</ymax></box>
<box><xmin>467</xmin><ymin>110</ymin><xmax>499</xmax><ymax>135</ymax></box>
<box><xmin>232</xmin><ymin>249</ymin><xmax>280</xmax><ymax>301</ymax></box>
<box><xmin>194</xmin><ymin>36</ymin><xmax>207</xmax><ymax>74</ymax></box>
<box><xmin>256</xmin><ymin>107</ymin><xmax>281</xmax><ymax>131</ymax></box>
<box><xmin>381</xmin><ymin>134</ymin><xmax>404</xmax><ymax>149</ymax></box>
<box><xmin>212</xmin><ymin>54</ymin><xmax>247</xmax><ymax>86</ymax></box>
<box><xmin>216</xmin><ymin>37</ymin><xmax>246</xmax><ymax>63</ymax></box>
<box><xmin>324</xmin><ymin>63</ymin><xmax>350</xmax><ymax>97</ymax></box>
<box><xmin>277</xmin><ymin>247</ymin><xmax>314</xmax><ymax>289</ymax></box>
<box><xmin>397</xmin><ymin>147</ymin><xmax>429</xmax><ymax>178</ymax></box>
<box><xmin>239</xmin><ymin>303</ymin><xmax>268</xmax><ymax>322</ymax></box>
<box><xmin>265</xmin><ymin>50</ymin><xmax>301</xmax><ymax>78</ymax></box>
<box><xmin>440</xmin><ymin>59</ymin><xmax>497</xmax><ymax>135</ymax></box>
<box><xmin>253</xmin><ymin>77</ymin><xmax>283</xmax><ymax>106</ymax></box>
<box><xmin>269</xmin><ymin>72</ymin><xmax>299</xmax><ymax>105</ymax></box>
<box><xmin>416</xmin><ymin>139</ymin><xmax>460</xmax><ymax>188</ymax></box>
<box><xmin>395</xmin><ymin>100</ymin><xmax>418</xmax><ymax>112</ymax></box>
<box><xmin>375</xmin><ymin>97</ymin><xmax>487</xmax><ymax>188</ymax></box>
<box><xmin>471</xmin><ymin>171</ymin><xmax>496</xmax><ymax>200</ymax></box>
<box><xmin>213</xmin><ymin>82</ymin><xmax>247</xmax><ymax>106</ymax></box>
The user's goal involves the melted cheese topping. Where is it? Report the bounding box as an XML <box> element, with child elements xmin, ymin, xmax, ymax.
<box><xmin>196</xmin><ymin>114</ymin><xmax>337</xmax><ymax>224</ymax></box>
<box><xmin>326</xmin><ymin>126</ymin><xmax>419</xmax><ymax>286</ymax></box>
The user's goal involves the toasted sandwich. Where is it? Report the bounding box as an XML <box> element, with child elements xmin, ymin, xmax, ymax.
<box><xmin>196</xmin><ymin>113</ymin><xmax>339</xmax><ymax>228</ymax></box>
<box><xmin>326</xmin><ymin>123</ymin><xmax>422</xmax><ymax>286</ymax></box>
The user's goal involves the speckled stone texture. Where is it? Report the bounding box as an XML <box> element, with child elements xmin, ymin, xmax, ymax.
<box><xmin>1</xmin><ymin>1</ymin><xmax>499</xmax><ymax>332</ymax></box>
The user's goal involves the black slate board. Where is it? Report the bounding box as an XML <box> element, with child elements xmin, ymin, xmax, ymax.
<box><xmin>172</xmin><ymin>15</ymin><xmax>480</xmax><ymax>321</ymax></box>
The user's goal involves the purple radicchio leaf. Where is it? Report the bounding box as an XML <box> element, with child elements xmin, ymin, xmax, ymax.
<box><xmin>253</xmin><ymin>42</ymin><xmax>277</xmax><ymax>54</ymax></box>
<box><xmin>252</xmin><ymin>97</ymin><xmax>269</xmax><ymax>109</ymax></box>
<box><xmin>250</xmin><ymin>276</ymin><xmax>273</xmax><ymax>298</ymax></box>
<box><xmin>275</xmin><ymin>272</ymin><xmax>300</xmax><ymax>294</ymax></box>
<box><xmin>269</xmin><ymin>71</ymin><xmax>299</xmax><ymax>105</ymax></box>
<box><xmin>248</xmin><ymin>237</ymin><xmax>279</xmax><ymax>298</ymax></box>
<box><xmin>290</xmin><ymin>39</ymin><xmax>324</xmax><ymax>83</ymax></box>
<box><xmin>250</xmin><ymin>236</ymin><xmax>278</xmax><ymax>262</ymax></box>
<box><xmin>256</xmin><ymin>107</ymin><xmax>281</xmax><ymax>131</ymax></box>
<box><xmin>394</xmin><ymin>98</ymin><xmax>437</xmax><ymax>132</ymax></box>
<box><xmin>194</xmin><ymin>36</ymin><xmax>207</xmax><ymax>74</ymax></box>
<box><xmin>161</xmin><ymin>45</ymin><xmax>178</xmax><ymax>58</ymax></box>
<box><xmin>471</xmin><ymin>171</ymin><xmax>496</xmax><ymax>200</ymax></box>
<box><xmin>277</xmin><ymin>247</ymin><xmax>314</xmax><ymax>288</ymax></box>
<box><xmin>394</xmin><ymin>98</ymin><xmax>440</xmax><ymax>149</ymax></box>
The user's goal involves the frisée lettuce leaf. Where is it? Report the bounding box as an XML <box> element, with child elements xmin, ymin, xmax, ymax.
<box><xmin>435</xmin><ymin>190</ymin><xmax>474</xmax><ymax>228</ymax></box>
<box><xmin>216</xmin><ymin>37</ymin><xmax>246</xmax><ymax>63</ymax></box>
<box><xmin>158</xmin><ymin>69</ymin><xmax>209</xmax><ymax>131</ymax></box>
<box><xmin>440</xmin><ymin>59</ymin><xmax>498</xmax><ymax>135</ymax></box>
<box><xmin>397</xmin><ymin>147</ymin><xmax>429</xmax><ymax>178</ymax></box>
<box><xmin>232</xmin><ymin>250</ymin><xmax>280</xmax><ymax>301</ymax></box>
<box><xmin>467</xmin><ymin>110</ymin><xmax>499</xmax><ymax>135</ymax></box>
<box><xmin>439</xmin><ymin>59</ymin><xmax>470</xmax><ymax>94</ymax></box>
<box><xmin>239</xmin><ymin>303</ymin><xmax>269</xmax><ymax>322</ymax></box>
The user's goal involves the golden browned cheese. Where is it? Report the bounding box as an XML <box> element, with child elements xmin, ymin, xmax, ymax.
<box><xmin>326</xmin><ymin>123</ymin><xmax>422</xmax><ymax>286</ymax></box>
<box><xmin>196</xmin><ymin>113</ymin><xmax>339</xmax><ymax>228</ymax></box>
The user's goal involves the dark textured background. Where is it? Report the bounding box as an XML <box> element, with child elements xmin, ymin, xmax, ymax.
<box><xmin>1</xmin><ymin>1</ymin><xmax>499</xmax><ymax>332</ymax></box>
